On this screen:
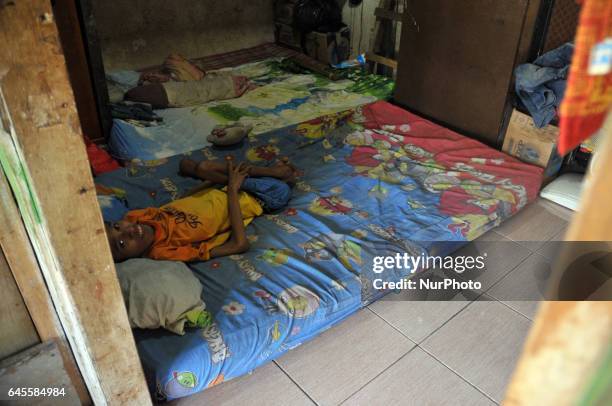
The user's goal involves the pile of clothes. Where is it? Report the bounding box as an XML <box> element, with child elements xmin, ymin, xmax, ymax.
<box><xmin>86</xmin><ymin>140</ymin><xmax>120</xmax><ymax>175</ymax></box>
<box><xmin>514</xmin><ymin>43</ymin><xmax>574</xmax><ymax>128</ymax></box>
<box><xmin>110</xmin><ymin>101</ymin><xmax>162</xmax><ymax>125</ymax></box>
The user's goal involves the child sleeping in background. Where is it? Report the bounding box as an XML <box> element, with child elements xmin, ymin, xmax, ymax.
<box><xmin>125</xmin><ymin>73</ymin><xmax>252</xmax><ymax>109</ymax></box>
<box><xmin>105</xmin><ymin>156</ymin><xmax>299</xmax><ymax>262</ymax></box>
<box><xmin>124</xmin><ymin>53</ymin><xmax>254</xmax><ymax>108</ymax></box>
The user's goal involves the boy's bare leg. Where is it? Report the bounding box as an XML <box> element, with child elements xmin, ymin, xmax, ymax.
<box><xmin>180</xmin><ymin>159</ymin><xmax>230</xmax><ymax>184</ymax></box>
<box><xmin>179</xmin><ymin>157</ymin><xmax>300</xmax><ymax>184</ymax></box>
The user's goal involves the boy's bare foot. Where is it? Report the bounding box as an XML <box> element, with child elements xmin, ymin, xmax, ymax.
<box><xmin>179</xmin><ymin>158</ymin><xmax>198</xmax><ymax>177</ymax></box>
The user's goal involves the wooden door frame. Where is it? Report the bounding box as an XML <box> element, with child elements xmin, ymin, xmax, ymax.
<box><xmin>53</xmin><ymin>0</ymin><xmax>108</xmax><ymax>143</ymax></box>
<box><xmin>0</xmin><ymin>1</ymin><xmax>150</xmax><ymax>404</ymax></box>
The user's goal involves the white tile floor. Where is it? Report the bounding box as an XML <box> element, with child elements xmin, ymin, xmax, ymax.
<box><xmin>172</xmin><ymin>199</ymin><xmax>572</xmax><ymax>406</ymax></box>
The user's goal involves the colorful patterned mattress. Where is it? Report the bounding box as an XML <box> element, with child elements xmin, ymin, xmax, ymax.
<box><xmin>108</xmin><ymin>58</ymin><xmax>394</xmax><ymax>162</ymax></box>
<box><xmin>95</xmin><ymin>101</ymin><xmax>542</xmax><ymax>401</ymax></box>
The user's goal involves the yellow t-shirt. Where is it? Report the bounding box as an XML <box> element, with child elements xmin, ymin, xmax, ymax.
<box><xmin>125</xmin><ymin>188</ymin><xmax>262</xmax><ymax>261</ymax></box>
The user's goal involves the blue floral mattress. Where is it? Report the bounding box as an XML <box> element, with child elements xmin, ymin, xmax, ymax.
<box><xmin>95</xmin><ymin>101</ymin><xmax>542</xmax><ymax>400</ymax></box>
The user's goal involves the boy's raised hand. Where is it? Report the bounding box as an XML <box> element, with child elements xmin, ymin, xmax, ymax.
<box><xmin>226</xmin><ymin>156</ymin><xmax>248</xmax><ymax>192</ymax></box>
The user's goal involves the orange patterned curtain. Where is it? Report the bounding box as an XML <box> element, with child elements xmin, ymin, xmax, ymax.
<box><xmin>558</xmin><ymin>0</ymin><xmax>612</xmax><ymax>154</ymax></box>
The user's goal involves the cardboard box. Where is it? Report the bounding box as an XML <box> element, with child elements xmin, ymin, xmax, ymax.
<box><xmin>304</xmin><ymin>27</ymin><xmax>350</xmax><ymax>65</ymax></box>
<box><xmin>502</xmin><ymin>109</ymin><xmax>563</xmax><ymax>177</ymax></box>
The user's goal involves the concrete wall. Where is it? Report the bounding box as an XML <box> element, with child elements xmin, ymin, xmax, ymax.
<box><xmin>92</xmin><ymin>0</ymin><xmax>275</xmax><ymax>71</ymax></box>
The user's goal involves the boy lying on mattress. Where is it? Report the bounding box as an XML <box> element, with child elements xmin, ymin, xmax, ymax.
<box><xmin>105</xmin><ymin>156</ymin><xmax>298</xmax><ymax>262</ymax></box>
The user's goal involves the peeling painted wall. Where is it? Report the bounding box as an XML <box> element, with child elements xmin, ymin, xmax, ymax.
<box><xmin>92</xmin><ymin>0</ymin><xmax>275</xmax><ymax>71</ymax></box>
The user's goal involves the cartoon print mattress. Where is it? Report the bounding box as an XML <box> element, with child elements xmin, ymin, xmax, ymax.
<box><xmin>95</xmin><ymin>101</ymin><xmax>542</xmax><ymax>401</ymax></box>
<box><xmin>107</xmin><ymin>58</ymin><xmax>395</xmax><ymax>162</ymax></box>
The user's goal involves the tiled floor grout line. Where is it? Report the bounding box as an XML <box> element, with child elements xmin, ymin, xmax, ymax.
<box><xmin>365</xmin><ymin>306</ymin><xmax>421</xmax><ymax>344</ymax></box>
<box><xmin>273</xmin><ymin>360</ymin><xmax>321</xmax><ymax>406</ymax></box>
<box><xmin>496</xmin><ymin>224</ymin><xmax>567</xmax><ymax>252</ymax></box>
<box><xmin>368</xmin><ymin>303</ymin><xmax>430</xmax><ymax>346</ymax></box>
<box><xmin>367</xmin><ymin>290</ymin><xmax>491</xmax><ymax>347</ymax></box>
<box><xmin>494</xmin><ymin>299</ymin><xmax>536</xmax><ymax>322</ymax></box>
<box><xmin>532</xmin><ymin>250</ymin><xmax>557</xmax><ymax>262</ymax></box>
<box><xmin>337</xmin><ymin>345</ymin><xmax>419</xmax><ymax>406</ymax></box>
<box><xmin>516</xmin><ymin>238</ymin><xmax>562</xmax><ymax>252</ymax></box>
<box><xmin>413</xmin><ymin>295</ymin><xmax>482</xmax><ymax>344</ymax></box>
<box><xmin>482</xmin><ymin>250</ymin><xmax>547</xmax><ymax>323</ymax></box>
<box><xmin>417</xmin><ymin>344</ymin><xmax>500</xmax><ymax>405</ymax></box>
<box><xmin>483</xmin><ymin>252</ymin><xmax>536</xmax><ymax>296</ymax></box>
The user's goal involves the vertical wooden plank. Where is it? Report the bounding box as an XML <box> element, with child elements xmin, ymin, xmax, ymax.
<box><xmin>515</xmin><ymin>0</ymin><xmax>543</xmax><ymax>64</ymax></box>
<box><xmin>0</xmin><ymin>168</ymin><xmax>91</xmax><ymax>404</ymax></box>
<box><xmin>504</xmin><ymin>113</ymin><xmax>612</xmax><ymax>404</ymax></box>
<box><xmin>75</xmin><ymin>0</ymin><xmax>113</xmax><ymax>140</ymax></box>
<box><xmin>564</xmin><ymin>111</ymin><xmax>612</xmax><ymax>241</ymax></box>
<box><xmin>394</xmin><ymin>0</ymin><xmax>529</xmax><ymax>146</ymax></box>
<box><xmin>0</xmin><ymin>249</ymin><xmax>39</xmax><ymax>360</ymax></box>
<box><xmin>53</xmin><ymin>0</ymin><xmax>105</xmax><ymax>143</ymax></box>
<box><xmin>504</xmin><ymin>302</ymin><xmax>612</xmax><ymax>405</ymax></box>
<box><xmin>0</xmin><ymin>1</ymin><xmax>150</xmax><ymax>405</ymax></box>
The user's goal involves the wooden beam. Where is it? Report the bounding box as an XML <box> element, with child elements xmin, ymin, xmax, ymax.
<box><xmin>0</xmin><ymin>1</ymin><xmax>150</xmax><ymax>405</ymax></box>
<box><xmin>53</xmin><ymin>0</ymin><xmax>105</xmax><ymax>143</ymax></box>
<box><xmin>366</xmin><ymin>51</ymin><xmax>398</xmax><ymax>69</ymax></box>
<box><xmin>504</xmin><ymin>112</ymin><xmax>612</xmax><ymax>404</ymax></box>
<box><xmin>564</xmin><ymin>111</ymin><xmax>612</xmax><ymax>241</ymax></box>
<box><xmin>74</xmin><ymin>0</ymin><xmax>113</xmax><ymax>141</ymax></box>
<box><xmin>504</xmin><ymin>302</ymin><xmax>612</xmax><ymax>405</ymax></box>
<box><xmin>375</xmin><ymin>7</ymin><xmax>403</xmax><ymax>22</ymax></box>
